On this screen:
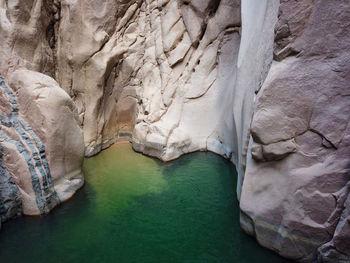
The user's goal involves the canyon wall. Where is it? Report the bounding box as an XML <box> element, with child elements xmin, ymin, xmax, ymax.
<box><xmin>54</xmin><ymin>0</ymin><xmax>244</xmax><ymax>160</ymax></box>
<box><xmin>0</xmin><ymin>1</ymin><xmax>349</xmax><ymax>262</ymax></box>
<box><xmin>52</xmin><ymin>0</ymin><xmax>278</xmax><ymax>201</ymax></box>
<box><xmin>0</xmin><ymin>0</ymin><xmax>84</xmax><ymax>222</ymax></box>
<box><xmin>240</xmin><ymin>1</ymin><xmax>350</xmax><ymax>262</ymax></box>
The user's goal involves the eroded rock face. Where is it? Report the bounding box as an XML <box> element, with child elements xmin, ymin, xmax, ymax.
<box><xmin>318</xmin><ymin>191</ymin><xmax>350</xmax><ymax>263</ymax></box>
<box><xmin>56</xmin><ymin>0</ymin><xmax>136</xmax><ymax>156</ymax></box>
<box><xmin>0</xmin><ymin>144</ymin><xmax>22</xmax><ymax>228</ymax></box>
<box><xmin>0</xmin><ymin>0</ymin><xmax>84</xmax><ymax>218</ymax></box>
<box><xmin>53</xmin><ymin>0</ymin><xmax>244</xmax><ymax>159</ymax></box>
<box><xmin>0</xmin><ymin>1</ymin><xmax>349</xmax><ymax>263</ymax></box>
<box><xmin>0</xmin><ymin>0</ymin><xmax>57</xmax><ymax>78</ymax></box>
<box><xmin>55</xmin><ymin>0</ymin><xmax>278</xmax><ymax>201</ymax></box>
<box><xmin>240</xmin><ymin>1</ymin><xmax>350</xmax><ymax>262</ymax></box>
<box><xmin>0</xmin><ymin>70</ymin><xmax>84</xmax><ymax>216</ymax></box>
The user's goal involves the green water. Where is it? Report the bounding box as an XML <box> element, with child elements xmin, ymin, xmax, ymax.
<box><xmin>0</xmin><ymin>143</ymin><xmax>292</xmax><ymax>263</ymax></box>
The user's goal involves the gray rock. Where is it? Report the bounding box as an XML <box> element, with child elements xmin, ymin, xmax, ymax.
<box><xmin>0</xmin><ymin>146</ymin><xmax>22</xmax><ymax>223</ymax></box>
<box><xmin>0</xmin><ymin>2</ymin><xmax>349</xmax><ymax>263</ymax></box>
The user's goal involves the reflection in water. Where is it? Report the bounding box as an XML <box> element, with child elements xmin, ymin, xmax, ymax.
<box><xmin>0</xmin><ymin>142</ymin><xmax>293</xmax><ymax>263</ymax></box>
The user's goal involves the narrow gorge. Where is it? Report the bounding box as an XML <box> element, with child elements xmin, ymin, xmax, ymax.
<box><xmin>0</xmin><ymin>0</ymin><xmax>349</xmax><ymax>262</ymax></box>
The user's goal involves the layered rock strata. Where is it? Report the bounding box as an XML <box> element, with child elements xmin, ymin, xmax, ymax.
<box><xmin>0</xmin><ymin>0</ymin><xmax>84</xmax><ymax>219</ymax></box>
<box><xmin>0</xmin><ymin>1</ymin><xmax>349</xmax><ymax>263</ymax></box>
<box><xmin>0</xmin><ymin>71</ymin><xmax>84</xmax><ymax>217</ymax></box>
<box><xmin>0</xmin><ymin>144</ymin><xmax>21</xmax><ymax>230</ymax></box>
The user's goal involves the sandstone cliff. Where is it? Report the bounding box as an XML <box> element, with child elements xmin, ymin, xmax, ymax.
<box><xmin>0</xmin><ymin>0</ymin><xmax>349</xmax><ymax>262</ymax></box>
<box><xmin>240</xmin><ymin>1</ymin><xmax>350</xmax><ymax>262</ymax></box>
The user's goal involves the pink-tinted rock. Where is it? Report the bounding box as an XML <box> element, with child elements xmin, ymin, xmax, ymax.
<box><xmin>318</xmin><ymin>188</ymin><xmax>350</xmax><ymax>263</ymax></box>
<box><xmin>0</xmin><ymin>2</ymin><xmax>349</xmax><ymax>263</ymax></box>
<box><xmin>241</xmin><ymin>0</ymin><xmax>350</xmax><ymax>262</ymax></box>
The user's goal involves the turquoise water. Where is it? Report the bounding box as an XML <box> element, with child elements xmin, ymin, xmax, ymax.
<box><xmin>0</xmin><ymin>143</ymin><xmax>292</xmax><ymax>263</ymax></box>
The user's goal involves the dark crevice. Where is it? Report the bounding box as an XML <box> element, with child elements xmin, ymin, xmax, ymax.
<box><xmin>199</xmin><ymin>23</ymin><xmax>207</xmax><ymax>42</ymax></box>
<box><xmin>45</xmin><ymin>0</ymin><xmax>61</xmax><ymax>49</ymax></box>
<box><xmin>207</xmin><ymin>0</ymin><xmax>221</xmax><ymax>17</ymax></box>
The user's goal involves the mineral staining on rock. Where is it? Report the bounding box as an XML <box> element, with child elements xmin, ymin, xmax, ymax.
<box><xmin>0</xmin><ymin>71</ymin><xmax>84</xmax><ymax>217</ymax></box>
<box><xmin>0</xmin><ymin>0</ymin><xmax>349</xmax><ymax>263</ymax></box>
<box><xmin>0</xmin><ymin>144</ymin><xmax>22</xmax><ymax>230</ymax></box>
<box><xmin>0</xmin><ymin>76</ymin><xmax>59</xmax><ymax>215</ymax></box>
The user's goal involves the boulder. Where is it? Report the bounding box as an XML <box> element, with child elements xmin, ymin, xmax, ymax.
<box><xmin>0</xmin><ymin>70</ymin><xmax>84</xmax><ymax>215</ymax></box>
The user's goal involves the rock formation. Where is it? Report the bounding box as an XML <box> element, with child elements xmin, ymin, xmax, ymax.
<box><xmin>240</xmin><ymin>1</ymin><xmax>350</xmax><ymax>262</ymax></box>
<box><xmin>0</xmin><ymin>0</ymin><xmax>349</xmax><ymax>262</ymax></box>
<box><xmin>0</xmin><ymin>143</ymin><xmax>21</xmax><ymax>230</ymax></box>
<box><xmin>0</xmin><ymin>70</ymin><xmax>84</xmax><ymax>218</ymax></box>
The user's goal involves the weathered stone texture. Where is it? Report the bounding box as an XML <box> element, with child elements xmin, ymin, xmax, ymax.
<box><xmin>0</xmin><ymin>1</ymin><xmax>349</xmax><ymax>262</ymax></box>
<box><xmin>53</xmin><ymin>0</ymin><xmax>245</xmax><ymax>160</ymax></box>
<box><xmin>0</xmin><ymin>144</ymin><xmax>22</xmax><ymax>228</ymax></box>
<box><xmin>240</xmin><ymin>0</ymin><xmax>350</xmax><ymax>262</ymax></box>
<box><xmin>0</xmin><ymin>0</ymin><xmax>57</xmax><ymax>77</ymax></box>
<box><xmin>0</xmin><ymin>71</ymin><xmax>84</xmax><ymax>216</ymax></box>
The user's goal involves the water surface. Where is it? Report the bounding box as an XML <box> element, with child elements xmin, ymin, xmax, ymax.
<box><xmin>0</xmin><ymin>143</ymin><xmax>292</xmax><ymax>263</ymax></box>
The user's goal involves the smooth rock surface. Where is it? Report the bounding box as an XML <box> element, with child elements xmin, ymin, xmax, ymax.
<box><xmin>0</xmin><ymin>1</ymin><xmax>349</xmax><ymax>263</ymax></box>
<box><xmin>240</xmin><ymin>1</ymin><xmax>350</xmax><ymax>262</ymax></box>
<box><xmin>54</xmin><ymin>0</ymin><xmax>245</xmax><ymax>160</ymax></box>
<box><xmin>0</xmin><ymin>70</ymin><xmax>84</xmax><ymax>215</ymax></box>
